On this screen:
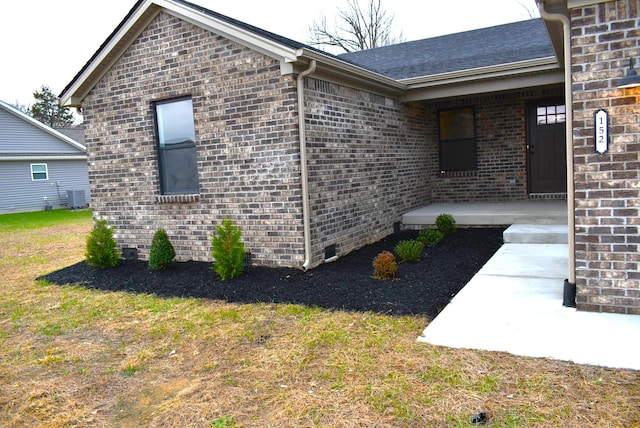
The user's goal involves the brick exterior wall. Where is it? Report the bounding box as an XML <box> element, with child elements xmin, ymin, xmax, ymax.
<box><xmin>304</xmin><ymin>78</ymin><xmax>431</xmax><ymax>263</ymax></box>
<box><xmin>570</xmin><ymin>0</ymin><xmax>640</xmax><ymax>314</ymax></box>
<box><xmin>422</xmin><ymin>87</ymin><xmax>564</xmax><ymax>202</ymax></box>
<box><xmin>83</xmin><ymin>12</ymin><xmax>304</xmax><ymax>267</ymax></box>
<box><xmin>81</xmin><ymin>8</ymin><xmax>583</xmax><ymax>273</ymax></box>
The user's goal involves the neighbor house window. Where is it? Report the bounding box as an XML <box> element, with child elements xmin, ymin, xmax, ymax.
<box><xmin>438</xmin><ymin>107</ymin><xmax>477</xmax><ymax>172</ymax></box>
<box><xmin>30</xmin><ymin>163</ymin><xmax>48</xmax><ymax>181</ymax></box>
<box><xmin>153</xmin><ymin>97</ymin><xmax>199</xmax><ymax>195</ymax></box>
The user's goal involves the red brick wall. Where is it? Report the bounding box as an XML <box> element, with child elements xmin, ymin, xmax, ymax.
<box><xmin>571</xmin><ymin>0</ymin><xmax>640</xmax><ymax>314</ymax></box>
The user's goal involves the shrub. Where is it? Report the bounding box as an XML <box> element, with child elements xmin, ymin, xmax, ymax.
<box><xmin>85</xmin><ymin>219</ymin><xmax>120</xmax><ymax>268</ymax></box>
<box><xmin>211</xmin><ymin>219</ymin><xmax>245</xmax><ymax>280</ymax></box>
<box><xmin>436</xmin><ymin>213</ymin><xmax>457</xmax><ymax>235</ymax></box>
<box><xmin>418</xmin><ymin>228</ymin><xmax>444</xmax><ymax>247</ymax></box>
<box><xmin>372</xmin><ymin>250</ymin><xmax>398</xmax><ymax>280</ymax></box>
<box><xmin>149</xmin><ymin>229</ymin><xmax>176</xmax><ymax>270</ymax></box>
<box><xmin>394</xmin><ymin>239</ymin><xmax>424</xmax><ymax>262</ymax></box>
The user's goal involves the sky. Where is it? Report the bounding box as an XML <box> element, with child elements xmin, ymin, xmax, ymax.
<box><xmin>0</xmin><ymin>0</ymin><xmax>538</xmax><ymax>109</ymax></box>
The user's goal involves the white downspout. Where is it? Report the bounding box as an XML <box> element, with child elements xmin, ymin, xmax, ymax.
<box><xmin>297</xmin><ymin>59</ymin><xmax>317</xmax><ymax>270</ymax></box>
<box><xmin>538</xmin><ymin>0</ymin><xmax>576</xmax><ymax>285</ymax></box>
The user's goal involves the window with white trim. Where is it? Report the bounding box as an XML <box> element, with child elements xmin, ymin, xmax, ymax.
<box><xmin>30</xmin><ymin>163</ymin><xmax>48</xmax><ymax>181</ymax></box>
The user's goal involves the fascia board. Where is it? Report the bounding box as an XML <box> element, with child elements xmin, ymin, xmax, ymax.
<box><xmin>295</xmin><ymin>49</ymin><xmax>406</xmax><ymax>96</ymax></box>
<box><xmin>567</xmin><ymin>0</ymin><xmax>611</xmax><ymax>8</ymax></box>
<box><xmin>0</xmin><ymin>100</ymin><xmax>86</xmax><ymax>153</ymax></box>
<box><xmin>401</xmin><ymin>70</ymin><xmax>565</xmax><ymax>102</ymax></box>
<box><xmin>160</xmin><ymin>0</ymin><xmax>299</xmax><ymax>63</ymax></box>
<box><xmin>0</xmin><ymin>155</ymin><xmax>87</xmax><ymax>161</ymax></box>
<box><xmin>399</xmin><ymin>57</ymin><xmax>560</xmax><ymax>87</ymax></box>
<box><xmin>60</xmin><ymin>0</ymin><xmax>301</xmax><ymax>107</ymax></box>
<box><xmin>60</xmin><ymin>0</ymin><xmax>162</xmax><ymax>107</ymax></box>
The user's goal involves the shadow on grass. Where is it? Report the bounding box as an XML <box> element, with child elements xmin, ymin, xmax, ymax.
<box><xmin>38</xmin><ymin>228</ymin><xmax>505</xmax><ymax>318</ymax></box>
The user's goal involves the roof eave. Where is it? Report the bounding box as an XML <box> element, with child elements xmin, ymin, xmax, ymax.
<box><xmin>399</xmin><ymin>56</ymin><xmax>560</xmax><ymax>87</ymax></box>
<box><xmin>0</xmin><ymin>155</ymin><xmax>87</xmax><ymax>161</ymax></box>
<box><xmin>0</xmin><ymin>100</ymin><xmax>87</xmax><ymax>152</ymax></box>
<box><xmin>294</xmin><ymin>49</ymin><xmax>406</xmax><ymax>97</ymax></box>
<box><xmin>60</xmin><ymin>0</ymin><xmax>161</xmax><ymax>108</ymax></box>
<box><xmin>401</xmin><ymin>58</ymin><xmax>563</xmax><ymax>102</ymax></box>
<box><xmin>60</xmin><ymin>0</ymin><xmax>302</xmax><ymax>108</ymax></box>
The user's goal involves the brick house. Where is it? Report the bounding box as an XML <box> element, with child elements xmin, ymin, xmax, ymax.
<box><xmin>60</xmin><ymin>0</ymin><xmax>638</xmax><ymax>313</ymax></box>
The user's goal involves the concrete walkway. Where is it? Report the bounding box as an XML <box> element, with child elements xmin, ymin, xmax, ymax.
<box><xmin>418</xmin><ymin>230</ymin><xmax>640</xmax><ymax>370</ymax></box>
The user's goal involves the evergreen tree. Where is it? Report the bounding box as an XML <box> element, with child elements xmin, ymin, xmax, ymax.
<box><xmin>30</xmin><ymin>85</ymin><xmax>74</xmax><ymax>127</ymax></box>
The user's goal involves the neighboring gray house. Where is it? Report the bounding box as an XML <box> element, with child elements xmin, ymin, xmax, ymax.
<box><xmin>59</xmin><ymin>0</ymin><xmax>639</xmax><ymax>314</ymax></box>
<box><xmin>0</xmin><ymin>99</ymin><xmax>91</xmax><ymax>213</ymax></box>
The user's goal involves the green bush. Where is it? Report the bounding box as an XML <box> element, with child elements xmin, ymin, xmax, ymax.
<box><xmin>372</xmin><ymin>250</ymin><xmax>398</xmax><ymax>280</ymax></box>
<box><xmin>149</xmin><ymin>229</ymin><xmax>176</xmax><ymax>270</ymax></box>
<box><xmin>418</xmin><ymin>228</ymin><xmax>444</xmax><ymax>247</ymax></box>
<box><xmin>85</xmin><ymin>219</ymin><xmax>120</xmax><ymax>268</ymax></box>
<box><xmin>394</xmin><ymin>239</ymin><xmax>424</xmax><ymax>262</ymax></box>
<box><xmin>436</xmin><ymin>213</ymin><xmax>457</xmax><ymax>235</ymax></box>
<box><xmin>211</xmin><ymin>219</ymin><xmax>245</xmax><ymax>280</ymax></box>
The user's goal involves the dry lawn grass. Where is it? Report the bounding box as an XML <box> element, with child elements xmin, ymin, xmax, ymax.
<box><xmin>0</xmin><ymin>213</ymin><xmax>639</xmax><ymax>427</ymax></box>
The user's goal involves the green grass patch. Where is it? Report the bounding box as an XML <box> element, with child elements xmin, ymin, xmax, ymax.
<box><xmin>0</xmin><ymin>209</ymin><xmax>92</xmax><ymax>232</ymax></box>
<box><xmin>121</xmin><ymin>363</ymin><xmax>146</xmax><ymax>377</ymax></box>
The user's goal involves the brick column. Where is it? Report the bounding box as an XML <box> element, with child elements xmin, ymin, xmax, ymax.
<box><xmin>570</xmin><ymin>0</ymin><xmax>640</xmax><ymax>313</ymax></box>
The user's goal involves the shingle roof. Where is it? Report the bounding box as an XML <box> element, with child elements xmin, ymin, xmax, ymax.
<box><xmin>173</xmin><ymin>0</ymin><xmax>310</xmax><ymax>50</ymax></box>
<box><xmin>337</xmin><ymin>19</ymin><xmax>555</xmax><ymax>80</ymax></box>
<box><xmin>54</xmin><ymin>127</ymin><xmax>85</xmax><ymax>145</ymax></box>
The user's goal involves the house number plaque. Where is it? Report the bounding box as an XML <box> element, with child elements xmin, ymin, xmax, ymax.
<box><xmin>595</xmin><ymin>109</ymin><xmax>609</xmax><ymax>154</ymax></box>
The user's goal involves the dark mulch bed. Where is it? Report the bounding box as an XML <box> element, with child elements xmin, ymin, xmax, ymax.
<box><xmin>39</xmin><ymin>228</ymin><xmax>504</xmax><ymax>319</ymax></box>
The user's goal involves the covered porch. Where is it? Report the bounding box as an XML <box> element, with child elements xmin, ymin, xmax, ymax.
<box><xmin>402</xmin><ymin>200</ymin><xmax>567</xmax><ymax>228</ymax></box>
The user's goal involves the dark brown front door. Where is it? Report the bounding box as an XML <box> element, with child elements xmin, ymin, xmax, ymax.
<box><xmin>528</xmin><ymin>100</ymin><xmax>567</xmax><ymax>193</ymax></box>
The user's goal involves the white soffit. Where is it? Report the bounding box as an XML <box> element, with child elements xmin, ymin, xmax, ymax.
<box><xmin>567</xmin><ymin>0</ymin><xmax>612</xmax><ymax>8</ymax></box>
<box><xmin>401</xmin><ymin>71</ymin><xmax>564</xmax><ymax>102</ymax></box>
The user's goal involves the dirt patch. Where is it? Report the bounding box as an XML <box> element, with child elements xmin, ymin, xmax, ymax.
<box><xmin>40</xmin><ymin>228</ymin><xmax>504</xmax><ymax>319</ymax></box>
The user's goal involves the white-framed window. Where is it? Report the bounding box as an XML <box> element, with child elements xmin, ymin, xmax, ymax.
<box><xmin>30</xmin><ymin>163</ymin><xmax>48</xmax><ymax>181</ymax></box>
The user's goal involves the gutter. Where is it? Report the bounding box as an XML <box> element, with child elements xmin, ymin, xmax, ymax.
<box><xmin>295</xmin><ymin>48</ymin><xmax>405</xmax><ymax>97</ymax></box>
<box><xmin>297</xmin><ymin>59</ymin><xmax>317</xmax><ymax>271</ymax></box>
<box><xmin>537</xmin><ymin>1</ymin><xmax>577</xmax><ymax>288</ymax></box>
<box><xmin>399</xmin><ymin>56</ymin><xmax>560</xmax><ymax>88</ymax></box>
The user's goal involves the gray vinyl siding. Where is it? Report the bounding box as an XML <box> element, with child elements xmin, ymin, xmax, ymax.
<box><xmin>0</xmin><ymin>108</ymin><xmax>83</xmax><ymax>155</ymax></box>
<box><xmin>0</xmin><ymin>159</ymin><xmax>91</xmax><ymax>213</ymax></box>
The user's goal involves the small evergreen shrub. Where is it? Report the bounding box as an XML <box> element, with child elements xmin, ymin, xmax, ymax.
<box><xmin>372</xmin><ymin>250</ymin><xmax>398</xmax><ymax>280</ymax></box>
<box><xmin>85</xmin><ymin>219</ymin><xmax>120</xmax><ymax>268</ymax></box>
<box><xmin>436</xmin><ymin>213</ymin><xmax>457</xmax><ymax>235</ymax></box>
<box><xmin>211</xmin><ymin>219</ymin><xmax>245</xmax><ymax>280</ymax></box>
<box><xmin>418</xmin><ymin>228</ymin><xmax>444</xmax><ymax>247</ymax></box>
<box><xmin>149</xmin><ymin>229</ymin><xmax>176</xmax><ymax>270</ymax></box>
<box><xmin>394</xmin><ymin>239</ymin><xmax>424</xmax><ymax>262</ymax></box>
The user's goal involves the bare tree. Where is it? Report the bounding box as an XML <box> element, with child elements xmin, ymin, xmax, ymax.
<box><xmin>308</xmin><ymin>0</ymin><xmax>404</xmax><ymax>53</ymax></box>
<box><xmin>517</xmin><ymin>0</ymin><xmax>540</xmax><ymax>19</ymax></box>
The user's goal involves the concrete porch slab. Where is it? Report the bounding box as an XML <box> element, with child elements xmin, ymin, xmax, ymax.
<box><xmin>418</xmin><ymin>243</ymin><xmax>640</xmax><ymax>370</ymax></box>
<box><xmin>402</xmin><ymin>201</ymin><xmax>567</xmax><ymax>226</ymax></box>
